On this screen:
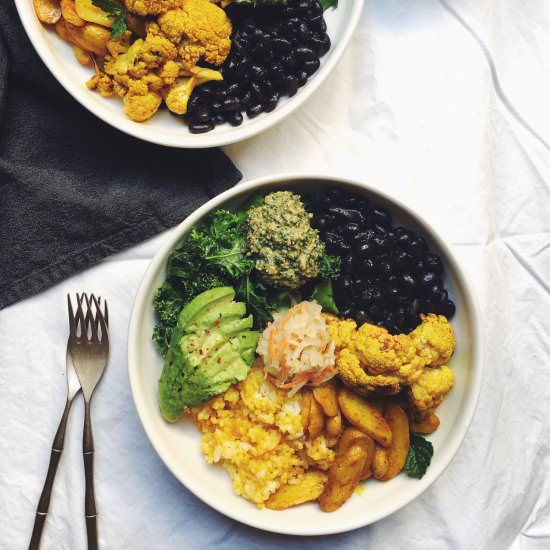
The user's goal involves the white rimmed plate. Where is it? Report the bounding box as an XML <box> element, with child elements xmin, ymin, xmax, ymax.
<box><xmin>127</xmin><ymin>174</ymin><xmax>483</xmax><ymax>535</ymax></box>
<box><xmin>15</xmin><ymin>1</ymin><xmax>364</xmax><ymax>148</ymax></box>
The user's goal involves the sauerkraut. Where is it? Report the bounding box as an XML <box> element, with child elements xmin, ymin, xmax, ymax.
<box><xmin>257</xmin><ymin>301</ymin><xmax>336</xmax><ymax>395</ymax></box>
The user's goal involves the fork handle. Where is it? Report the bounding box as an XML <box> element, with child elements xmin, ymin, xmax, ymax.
<box><xmin>29</xmin><ymin>398</ymin><xmax>72</xmax><ymax>550</ymax></box>
<box><xmin>83</xmin><ymin>400</ymin><xmax>98</xmax><ymax>550</ymax></box>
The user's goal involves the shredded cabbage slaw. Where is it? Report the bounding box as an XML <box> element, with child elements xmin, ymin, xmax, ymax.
<box><xmin>257</xmin><ymin>301</ymin><xmax>336</xmax><ymax>395</ymax></box>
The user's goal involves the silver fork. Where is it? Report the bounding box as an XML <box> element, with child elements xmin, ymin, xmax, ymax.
<box><xmin>69</xmin><ymin>293</ymin><xmax>109</xmax><ymax>550</ymax></box>
<box><xmin>29</xmin><ymin>295</ymin><xmax>87</xmax><ymax>550</ymax></box>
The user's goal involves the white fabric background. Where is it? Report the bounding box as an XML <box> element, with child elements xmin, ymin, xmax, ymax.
<box><xmin>1</xmin><ymin>0</ymin><xmax>549</xmax><ymax>548</ymax></box>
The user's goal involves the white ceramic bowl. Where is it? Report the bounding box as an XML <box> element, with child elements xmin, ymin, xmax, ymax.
<box><xmin>128</xmin><ymin>174</ymin><xmax>483</xmax><ymax>535</ymax></box>
<box><xmin>15</xmin><ymin>0</ymin><xmax>364</xmax><ymax>148</ymax></box>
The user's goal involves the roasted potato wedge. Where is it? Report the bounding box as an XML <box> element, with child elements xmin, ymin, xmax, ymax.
<box><xmin>337</xmin><ymin>428</ymin><xmax>375</xmax><ymax>480</ymax></box>
<box><xmin>61</xmin><ymin>0</ymin><xmax>85</xmax><ymax>26</ymax></box>
<box><xmin>64</xmin><ymin>21</ymin><xmax>111</xmax><ymax>56</ymax></box>
<box><xmin>410</xmin><ymin>413</ymin><xmax>440</xmax><ymax>434</ymax></box>
<box><xmin>313</xmin><ymin>379</ymin><xmax>339</xmax><ymax>417</ymax></box>
<box><xmin>377</xmin><ymin>404</ymin><xmax>410</xmax><ymax>481</ymax></box>
<box><xmin>74</xmin><ymin>0</ymin><xmax>113</xmax><ymax>26</ymax></box>
<box><xmin>34</xmin><ymin>0</ymin><xmax>61</xmax><ymax>24</ymax></box>
<box><xmin>338</xmin><ymin>388</ymin><xmax>392</xmax><ymax>447</ymax></box>
<box><xmin>266</xmin><ymin>470</ymin><xmax>328</xmax><ymax>510</ymax></box>
<box><xmin>326</xmin><ymin>410</ymin><xmax>342</xmax><ymax>438</ymax></box>
<box><xmin>319</xmin><ymin>441</ymin><xmax>369</xmax><ymax>512</ymax></box>
<box><xmin>72</xmin><ymin>45</ymin><xmax>92</xmax><ymax>65</ymax></box>
<box><xmin>301</xmin><ymin>390</ymin><xmax>312</xmax><ymax>432</ymax></box>
<box><xmin>372</xmin><ymin>444</ymin><xmax>389</xmax><ymax>479</ymax></box>
<box><xmin>308</xmin><ymin>393</ymin><xmax>325</xmax><ymax>439</ymax></box>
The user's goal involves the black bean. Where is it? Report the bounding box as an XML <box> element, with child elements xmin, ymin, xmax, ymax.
<box><xmin>341</xmin><ymin>253</ymin><xmax>354</xmax><ymax>273</ymax></box>
<box><xmin>439</xmin><ymin>299</ymin><xmax>456</xmax><ymax>317</ymax></box>
<box><xmin>295</xmin><ymin>46</ymin><xmax>315</xmax><ymax>62</ymax></box>
<box><xmin>187</xmin><ymin>94</ymin><xmax>201</xmax><ymax>112</ymax></box>
<box><xmin>340</xmin><ymin>307</ymin><xmax>354</xmax><ymax>319</ymax></box>
<box><xmin>272</xmin><ymin>37</ymin><xmax>292</xmax><ymax>52</ymax></box>
<box><xmin>424</xmin><ymin>253</ymin><xmax>443</xmax><ymax>274</ymax></box>
<box><xmin>355</xmin><ymin>241</ymin><xmax>375</xmax><ymax>261</ymax></box>
<box><xmin>189</xmin><ymin>120</ymin><xmax>214</xmax><ymax>134</ymax></box>
<box><xmin>327</xmin><ymin>206</ymin><xmax>363</xmax><ymax>224</ymax></box>
<box><xmin>400</xmin><ymin>273</ymin><xmax>418</xmax><ymax>294</ymax></box>
<box><xmin>394</xmin><ymin>250</ymin><xmax>411</xmax><ymax>271</ymax></box>
<box><xmin>227</xmin><ymin>111</ymin><xmax>244</xmax><ymax>126</ymax></box>
<box><xmin>212</xmin><ymin>113</ymin><xmax>226</xmax><ymax>126</ymax></box>
<box><xmin>335</xmin><ymin>276</ymin><xmax>354</xmax><ymax>297</ymax></box>
<box><xmin>195</xmin><ymin>106</ymin><xmax>211</xmax><ymax>122</ymax></box>
<box><xmin>372</xmin><ymin>206</ymin><xmax>392</xmax><ymax>229</ymax></box>
<box><xmin>377</xmin><ymin>261</ymin><xmax>392</xmax><ymax>279</ymax></box>
<box><xmin>310</xmin><ymin>34</ymin><xmax>331</xmax><ymax>56</ymax></box>
<box><xmin>223</xmin><ymin>97</ymin><xmax>240</xmax><ymax>111</ymax></box>
<box><xmin>249</xmin><ymin>63</ymin><xmax>266</xmax><ymax>81</ymax></box>
<box><xmin>356</xmin><ymin>309</ymin><xmax>369</xmax><ymax>325</ymax></box>
<box><xmin>246</xmin><ymin>103</ymin><xmax>264</xmax><ymax>118</ymax></box>
<box><xmin>343</xmin><ymin>222</ymin><xmax>360</xmax><ymax>237</ymax></box>
<box><xmin>421</xmin><ymin>272</ymin><xmax>439</xmax><ymax>292</ymax></box>
<box><xmin>303</xmin><ymin>58</ymin><xmax>321</xmax><ymax>75</ymax></box>
<box><xmin>297</xmin><ymin>71</ymin><xmax>308</xmax><ymax>87</ymax></box>
<box><xmin>263</xmin><ymin>94</ymin><xmax>279</xmax><ymax>113</ymax></box>
<box><xmin>284</xmin><ymin>75</ymin><xmax>299</xmax><ymax>96</ymax></box>
<box><xmin>359</xmin><ymin>258</ymin><xmax>375</xmax><ymax>276</ymax></box>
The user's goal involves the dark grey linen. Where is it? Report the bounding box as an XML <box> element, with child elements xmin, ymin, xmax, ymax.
<box><xmin>0</xmin><ymin>1</ymin><xmax>241</xmax><ymax>309</ymax></box>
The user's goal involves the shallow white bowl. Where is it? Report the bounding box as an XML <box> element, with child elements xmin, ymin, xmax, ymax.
<box><xmin>128</xmin><ymin>174</ymin><xmax>483</xmax><ymax>535</ymax></box>
<box><xmin>15</xmin><ymin>0</ymin><xmax>364</xmax><ymax>148</ymax></box>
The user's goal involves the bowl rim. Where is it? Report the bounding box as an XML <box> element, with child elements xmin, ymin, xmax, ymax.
<box><xmin>14</xmin><ymin>0</ymin><xmax>365</xmax><ymax>148</ymax></box>
<box><xmin>127</xmin><ymin>173</ymin><xmax>484</xmax><ymax>535</ymax></box>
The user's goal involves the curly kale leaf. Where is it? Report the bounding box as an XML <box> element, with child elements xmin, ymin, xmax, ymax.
<box><xmin>188</xmin><ymin>210</ymin><xmax>254</xmax><ymax>279</ymax></box>
<box><xmin>404</xmin><ymin>433</ymin><xmax>434</xmax><ymax>479</ymax></box>
<box><xmin>320</xmin><ymin>0</ymin><xmax>338</xmax><ymax>10</ymax></box>
<box><xmin>318</xmin><ymin>253</ymin><xmax>341</xmax><ymax>279</ymax></box>
<box><xmin>311</xmin><ymin>279</ymin><xmax>339</xmax><ymax>314</ymax></box>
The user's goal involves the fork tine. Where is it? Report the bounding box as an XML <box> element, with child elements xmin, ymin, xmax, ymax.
<box><xmin>104</xmin><ymin>300</ymin><xmax>109</xmax><ymax>328</ymax></box>
<box><xmin>67</xmin><ymin>295</ymin><xmax>76</xmax><ymax>338</ymax></box>
<box><xmin>92</xmin><ymin>295</ymin><xmax>108</xmax><ymax>342</ymax></box>
<box><xmin>76</xmin><ymin>293</ymin><xmax>87</xmax><ymax>339</ymax></box>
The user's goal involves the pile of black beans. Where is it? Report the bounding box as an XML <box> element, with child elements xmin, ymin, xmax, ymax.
<box><xmin>313</xmin><ymin>189</ymin><xmax>456</xmax><ymax>334</ymax></box>
<box><xmin>184</xmin><ymin>0</ymin><xmax>331</xmax><ymax>133</ymax></box>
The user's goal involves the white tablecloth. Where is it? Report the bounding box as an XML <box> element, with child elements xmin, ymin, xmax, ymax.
<box><xmin>2</xmin><ymin>1</ymin><xmax>550</xmax><ymax>548</ymax></box>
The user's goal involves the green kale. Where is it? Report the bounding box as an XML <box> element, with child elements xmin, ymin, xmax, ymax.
<box><xmin>91</xmin><ymin>0</ymin><xmax>127</xmax><ymax>37</ymax></box>
<box><xmin>188</xmin><ymin>210</ymin><xmax>254</xmax><ymax>279</ymax></box>
<box><xmin>404</xmin><ymin>433</ymin><xmax>434</xmax><ymax>479</ymax></box>
<box><xmin>235</xmin><ymin>275</ymin><xmax>274</xmax><ymax>329</ymax></box>
<box><xmin>320</xmin><ymin>0</ymin><xmax>338</xmax><ymax>10</ymax></box>
<box><xmin>311</xmin><ymin>279</ymin><xmax>339</xmax><ymax>314</ymax></box>
<box><xmin>318</xmin><ymin>253</ymin><xmax>341</xmax><ymax>279</ymax></box>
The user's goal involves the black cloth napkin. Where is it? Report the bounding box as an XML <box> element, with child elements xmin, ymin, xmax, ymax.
<box><xmin>0</xmin><ymin>1</ymin><xmax>242</xmax><ymax>309</ymax></box>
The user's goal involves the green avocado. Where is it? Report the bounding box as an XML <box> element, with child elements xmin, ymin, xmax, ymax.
<box><xmin>158</xmin><ymin>287</ymin><xmax>259</xmax><ymax>422</ymax></box>
<box><xmin>186</xmin><ymin>301</ymin><xmax>246</xmax><ymax>333</ymax></box>
<box><xmin>177</xmin><ymin>286</ymin><xmax>234</xmax><ymax>332</ymax></box>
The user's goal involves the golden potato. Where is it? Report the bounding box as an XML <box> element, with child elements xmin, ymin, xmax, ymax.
<box><xmin>377</xmin><ymin>404</ymin><xmax>410</xmax><ymax>481</ymax></box>
<box><xmin>301</xmin><ymin>390</ymin><xmax>312</xmax><ymax>432</ymax></box>
<box><xmin>34</xmin><ymin>0</ymin><xmax>61</xmax><ymax>24</ymax></box>
<box><xmin>313</xmin><ymin>379</ymin><xmax>339</xmax><ymax>417</ymax></box>
<box><xmin>338</xmin><ymin>388</ymin><xmax>392</xmax><ymax>447</ymax></box>
<box><xmin>410</xmin><ymin>413</ymin><xmax>440</xmax><ymax>434</ymax></box>
<box><xmin>337</xmin><ymin>428</ymin><xmax>375</xmax><ymax>481</ymax></box>
<box><xmin>319</xmin><ymin>441</ymin><xmax>368</xmax><ymax>512</ymax></box>
<box><xmin>372</xmin><ymin>445</ymin><xmax>389</xmax><ymax>479</ymax></box>
<box><xmin>72</xmin><ymin>45</ymin><xmax>92</xmax><ymax>65</ymax></box>
<box><xmin>74</xmin><ymin>0</ymin><xmax>113</xmax><ymax>26</ymax></box>
<box><xmin>61</xmin><ymin>0</ymin><xmax>85</xmax><ymax>26</ymax></box>
<box><xmin>64</xmin><ymin>21</ymin><xmax>111</xmax><ymax>56</ymax></box>
<box><xmin>266</xmin><ymin>470</ymin><xmax>328</xmax><ymax>510</ymax></box>
<box><xmin>326</xmin><ymin>410</ymin><xmax>342</xmax><ymax>438</ymax></box>
<box><xmin>308</xmin><ymin>393</ymin><xmax>325</xmax><ymax>440</ymax></box>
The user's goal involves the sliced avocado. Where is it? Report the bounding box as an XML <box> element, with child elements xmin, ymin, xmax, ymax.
<box><xmin>217</xmin><ymin>315</ymin><xmax>254</xmax><ymax>337</ymax></box>
<box><xmin>230</xmin><ymin>331</ymin><xmax>259</xmax><ymax>366</ymax></box>
<box><xmin>177</xmin><ymin>286</ymin><xmax>234</xmax><ymax>332</ymax></box>
<box><xmin>205</xmin><ymin>342</ymin><xmax>246</xmax><ymax>384</ymax></box>
<box><xmin>186</xmin><ymin>301</ymin><xmax>246</xmax><ymax>333</ymax></box>
<box><xmin>180</xmin><ymin>331</ymin><xmax>225</xmax><ymax>367</ymax></box>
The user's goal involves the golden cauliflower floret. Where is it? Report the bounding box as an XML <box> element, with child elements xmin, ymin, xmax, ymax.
<box><xmin>123</xmin><ymin>90</ymin><xmax>162</xmax><ymax>122</ymax></box>
<box><xmin>337</xmin><ymin>348</ymin><xmax>401</xmax><ymax>397</ymax></box>
<box><xmin>86</xmin><ymin>72</ymin><xmax>114</xmax><ymax>97</ymax></box>
<box><xmin>408</xmin><ymin>365</ymin><xmax>455</xmax><ymax>417</ymax></box>
<box><xmin>410</xmin><ymin>314</ymin><xmax>456</xmax><ymax>367</ymax></box>
<box><xmin>124</xmin><ymin>0</ymin><xmax>184</xmax><ymax>16</ymax></box>
<box><xmin>354</xmin><ymin>323</ymin><xmax>425</xmax><ymax>383</ymax></box>
<box><xmin>325</xmin><ymin>316</ymin><xmax>357</xmax><ymax>350</ymax></box>
<box><xmin>157</xmin><ymin>0</ymin><xmax>232</xmax><ymax>67</ymax></box>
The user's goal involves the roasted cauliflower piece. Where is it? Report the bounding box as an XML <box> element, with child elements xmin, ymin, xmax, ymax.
<box><xmin>337</xmin><ymin>349</ymin><xmax>401</xmax><ymax>397</ymax></box>
<box><xmin>407</xmin><ymin>365</ymin><xmax>455</xmax><ymax>418</ymax></box>
<box><xmin>157</xmin><ymin>0</ymin><xmax>232</xmax><ymax>69</ymax></box>
<box><xmin>326</xmin><ymin>314</ymin><xmax>456</xmax><ymax>410</ymax></box>
<box><xmin>124</xmin><ymin>0</ymin><xmax>183</xmax><ymax>16</ymax></box>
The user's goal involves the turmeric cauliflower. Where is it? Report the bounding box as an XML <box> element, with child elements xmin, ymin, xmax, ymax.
<box><xmin>326</xmin><ymin>314</ymin><xmax>456</xmax><ymax>415</ymax></box>
<box><xmin>408</xmin><ymin>365</ymin><xmax>455</xmax><ymax>417</ymax></box>
<box><xmin>157</xmin><ymin>0</ymin><xmax>232</xmax><ymax>69</ymax></box>
<box><xmin>124</xmin><ymin>0</ymin><xmax>183</xmax><ymax>16</ymax></box>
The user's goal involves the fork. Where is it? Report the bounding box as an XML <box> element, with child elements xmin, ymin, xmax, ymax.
<box><xmin>28</xmin><ymin>295</ymin><xmax>87</xmax><ymax>550</ymax></box>
<box><xmin>69</xmin><ymin>293</ymin><xmax>109</xmax><ymax>550</ymax></box>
